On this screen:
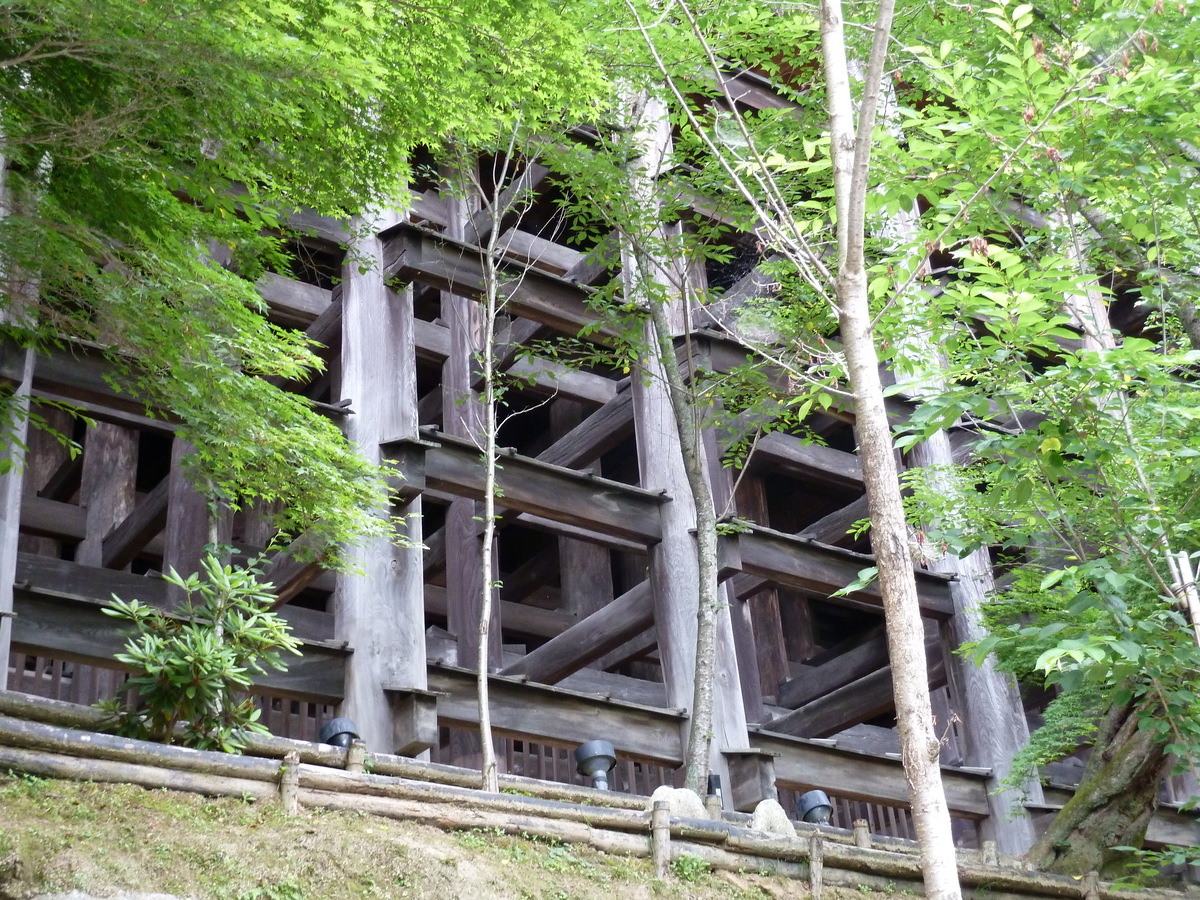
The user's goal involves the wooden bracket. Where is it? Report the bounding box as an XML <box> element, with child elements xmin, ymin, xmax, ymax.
<box><xmin>384</xmin><ymin>686</ymin><xmax>447</xmax><ymax>757</ymax></box>
<box><xmin>721</xmin><ymin>747</ymin><xmax>779</xmax><ymax>813</ymax></box>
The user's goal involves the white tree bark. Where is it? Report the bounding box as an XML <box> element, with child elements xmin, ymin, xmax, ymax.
<box><xmin>819</xmin><ymin>0</ymin><xmax>963</xmax><ymax>893</ymax></box>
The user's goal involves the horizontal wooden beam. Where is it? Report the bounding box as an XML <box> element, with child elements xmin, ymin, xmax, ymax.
<box><xmin>257</xmin><ymin>272</ymin><xmax>332</xmax><ymax>328</ymax></box>
<box><xmin>412</xmin><ymin>317</ymin><xmax>617</xmax><ymax>408</ymax></box>
<box><xmin>746</xmin><ymin>431</ymin><xmax>862</xmax><ymax>491</ymax></box>
<box><xmin>384</xmin><ymin>429</ymin><xmax>666</xmax><ymax>545</ymax></box>
<box><xmin>20</xmin><ymin>497</ymin><xmax>86</xmax><ymax>541</ymax></box>
<box><xmin>16</xmin><ymin>551</ymin><xmax>336</xmax><ymax>638</ymax></box>
<box><xmin>10</xmin><ymin>581</ymin><xmax>344</xmax><ymax>703</ymax></box>
<box><xmin>776</xmin><ymin>625</ymin><xmax>888</xmax><ymax>709</ymax></box>
<box><xmin>380</xmin><ymin>223</ymin><xmax>622</xmax><ymax>342</ymax></box>
<box><xmin>424</xmin><ymin>584</ymin><xmax>574</xmax><ymax>641</ymax></box>
<box><xmin>750</xmin><ymin>727</ymin><xmax>991</xmax><ymax>818</ymax></box>
<box><xmin>727</xmin><ymin>524</ymin><xmax>955</xmax><ymax>619</ymax></box>
<box><xmin>423</xmin><ymin>663</ymin><xmax>684</xmax><ymax>765</ymax></box>
<box><xmin>767</xmin><ymin>631</ymin><xmax>946</xmax><ymax>739</ymax></box>
<box><xmin>500</xmin><ymin>581</ymin><xmax>653</xmax><ymax>684</ymax></box>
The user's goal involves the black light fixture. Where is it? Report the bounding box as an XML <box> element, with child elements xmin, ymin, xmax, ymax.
<box><xmin>574</xmin><ymin>739</ymin><xmax>617</xmax><ymax>791</ymax></box>
<box><xmin>707</xmin><ymin>773</ymin><xmax>723</xmax><ymax>803</ymax></box>
<box><xmin>319</xmin><ymin>717</ymin><xmax>361</xmax><ymax>749</ymax></box>
<box><xmin>797</xmin><ymin>789</ymin><xmax>833</xmax><ymax>824</ymax></box>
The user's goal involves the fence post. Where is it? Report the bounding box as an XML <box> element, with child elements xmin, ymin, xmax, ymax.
<box><xmin>280</xmin><ymin>750</ymin><xmax>300</xmax><ymax>817</ymax></box>
<box><xmin>651</xmin><ymin>800</ymin><xmax>671</xmax><ymax>880</ymax></box>
<box><xmin>809</xmin><ymin>831</ymin><xmax>824</xmax><ymax>900</ymax></box>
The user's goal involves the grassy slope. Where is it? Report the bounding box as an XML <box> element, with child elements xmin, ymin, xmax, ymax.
<box><xmin>0</xmin><ymin>770</ymin><xmax>894</xmax><ymax>900</ymax></box>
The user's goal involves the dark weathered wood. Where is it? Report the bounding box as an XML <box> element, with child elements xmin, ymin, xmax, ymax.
<box><xmin>424</xmin><ymin>584</ymin><xmax>573</xmax><ymax>640</ymax></box>
<box><xmin>261</xmin><ymin>532</ymin><xmax>326</xmax><ymax>608</ymax></box>
<box><xmin>384</xmin><ymin>430</ymin><xmax>666</xmax><ymax>545</ymax></box>
<box><xmin>426</xmin><ymin>663</ymin><xmax>685</xmax><ymax>764</ymax></box>
<box><xmin>465</xmin><ymin>163</ymin><xmax>551</xmax><ymax>244</ymax></box>
<box><xmin>77</xmin><ymin>422</ymin><xmax>138</xmax><ymax>566</ymax></box>
<box><xmin>101</xmin><ymin>476</ymin><xmax>169</xmax><ymax>569</ymax></box>
<box><xmin>729</xmin><ymin>524</ymin><xmax>955</xmax><ymax>619</ymax></box>
<box><xmin>9</xmin><ymin>584</ymin><xmax>345</xmax><ymax>701</ymax></box>
<box><xmin>767</xmin><ymin>631</ymin><xmax>946</xmax><ymax>739</ymax></box>
<box><xmin>335</xmin><ymin>226</ymin><xmax>428</xmax><ymax>750</ymax></box>
<box><xmin>495</xmin><ymin>228</ymin><xmax>583</xmax><ymax>275</ymax></box>
<box><xmin>750</xmin><ymin>727</ymin><xmax>990</xmax><ymax>818</ymax></box>
<box><xmin>19</xmin><ymin>496</ymin><xmax>87</xmax><ymax>541</ymax></box>
<box><xmin>500</xmin><ymin>581</ymin><xmax>653</xmax><ymax>684</ymax></box>
<box><xmin>798</xmin><ymin>495</ymin><xmax>871</xmax><ymax>544</ymax></box>
<box><xmin>163</xmin><ymin>437</ymin><xmax>218</xmax><ymax>606</ymax></box>
<box><xmin>386</xmin><ymin>688</ymin><xmax>443</xmax><ymax>756</ymax></box>
<box><xmin>777</xmin><ymin>624</ymin><xmax>891</xmax><ymax>709</ymax></box>
<box><xmin>257</xmin><ymin>272</ymin><xmax>332</xmax><ymax>328</ymax></box>
<box><xmin>722</xmin><ymin>748</ymin><xmax>780</xmax><ymax>812</ymax></box>
<box><xmin>381</xmin><ymin>223</ymin><xmax>622</xmax><ymax>342</ymax></box>
<box><xmin>36</xmin><ymin>452</ymin><xmax>82</xmax><ymax>501</ymax></box>
<box><xmin>734</xmin><ymin>479</ymin><xmax>790</xmax><ymax>702</ymax></box>
<box><xmin>436</xmin><ymin>195</ymin><xmax>497</xmax><ymax>698</ymax></box>
<box><xmin>537</xmin><ymin>390</ymin><xmax>635</xmax><ymax>470</ymax></box>
<box><xmin>0</xmin><ymin>349</ymin><xmax>32</xmax><ymax>678</ymax></box>
<box><xmin>550</xmin><ymin>399</ymin><xmax>616</xmax><ymax>621</ymax></box>
<box><xmin>745</xmin><ymin>431</ymin><xmax>863</xmax><ymax>490</ymax></box>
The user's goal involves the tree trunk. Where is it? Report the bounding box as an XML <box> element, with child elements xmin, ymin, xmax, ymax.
<box><xmin>1031</xmin><ymin>699</ymin><xmax>1169</xmax><ymax>878</ymax></box>
<box><xmin>819</xmin><ymin>0</ymin><xmax>962</xmax><ymax>894</ymax></box>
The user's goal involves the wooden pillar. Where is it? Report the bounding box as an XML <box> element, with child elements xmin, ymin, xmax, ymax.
<box><xmin>909</xmin><ymin>429</ymin><xmax>1042</xmax><ymax>854</ymax></box>
<box><xmin>0</xmin><ymin>349</ymin><xmax>33</xmax><ymax>681</ymax></box>
<box><xmin>440</xmin><ymin>172</ymin><xmax>501</xmax><ymax>674</ymax></box>
<box><xmin>623</xmin><ymin>92</ymin><xmax>750</xmax><ymax>787</ymax></box>
<box><xmin>551</xmin><ymin>400</ymin><xmax>613</xmax><ymax>622</ymax></box>
<box><xmin>162</xmin><ymin>437</ymin><xmax>230</xmax><ymax>605</ymax></box>
<box><xmin>76</xmin><ymin>422</ymin><xmax>138</xmax><ymax>567</ymax></box>
<box><xmin>736</xmin><ymin>477</ymin><xmax>795</xmax><ymax>707</ymax></box>
<box><xmin>334</xmin><ymin>213</ymin><xmax>428</xmax><ymax>753</ymax></box>
<box><xmin>17</xmin><ymin>404</ymin><xmax>74</xmax><ymax>557</ymax></box>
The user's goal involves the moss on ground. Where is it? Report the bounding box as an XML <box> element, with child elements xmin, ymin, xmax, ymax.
<box><xmin>0</xmin><ymin>770</ymin><xmax>901</xmax><ymax>900</ymax></box>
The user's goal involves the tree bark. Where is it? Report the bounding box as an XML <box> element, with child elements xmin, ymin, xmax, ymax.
<box><xmin>1031</xmin><ymin>699</ymin><xmax>1169</xmax><ymax>878</ymax></box>
<box><xmin>819</xmin><ymin>0</ymin><xmax>962</xmax><ymax>894</ymax></box>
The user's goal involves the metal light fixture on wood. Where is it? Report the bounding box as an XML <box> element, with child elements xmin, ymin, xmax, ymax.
<box><xmin>797</xmin><ymin>789</ymin><xmax>833</xmax><ymax>824</ymax></box>
<box><xmin>318</xmin><ymin>717</ymin><xmax>361</xmax><ymax>749</ymax></box>
<box><xmin>574</xmin><ymin>739</ymin><xmax>617</xmax><ymax>791</ymax></box>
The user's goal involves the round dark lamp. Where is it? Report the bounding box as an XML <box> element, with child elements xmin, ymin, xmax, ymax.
<box><xmin>318</xmin><ymin>717</ymin><xmax>361</xmax><ymax>749</ymax></box>
<box><xmin>574</xmin><ymin>739</ymin><xmax>617</xmax><ymax>791</ymax></box>
<box><xmin>797</xmin><ymin>789</ymin><xmax>834</xmax><ymax>824</ymax></box>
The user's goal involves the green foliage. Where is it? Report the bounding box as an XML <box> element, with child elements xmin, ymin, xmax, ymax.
<box><xmin>0</xmin><ymin>0</ymin><xmax>614</xmax><ymax>560</ymax></box>
<box><xmin>99</xmin><ymin>555</ymin><xmax>301</xmax><ymax>752</ymax></box>
<box><xmin>670</xmin><ymin>853</ymin><xmax>709</xmax><ymax>883</ymax></box>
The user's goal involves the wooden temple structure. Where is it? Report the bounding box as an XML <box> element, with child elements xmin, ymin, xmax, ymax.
<box><xmin>0</xmin><ymin>84</ymin><xmax>1197</xmax><ymax>859</ymax></box>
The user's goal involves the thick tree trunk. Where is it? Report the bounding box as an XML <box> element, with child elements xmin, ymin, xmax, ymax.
<box><xmin>1031</xmin><ymin>699</ymin><xmax>1169</xmax><ymax>878</ymax></box>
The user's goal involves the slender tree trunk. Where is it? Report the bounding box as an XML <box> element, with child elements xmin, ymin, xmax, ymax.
<box><xmin>644</xmin><ymin>298</ymin><xmax>722</xmax><ymax>796</ymax></box>
<box><xmin>819</xmin><ymin>0</ymin><xmax>961</xmax><ymax>893</ymax></box>
<box><xmin>1031</xmin><ymin>697</ymin><xmax>1168</xmax><ymax>877</ymax></box>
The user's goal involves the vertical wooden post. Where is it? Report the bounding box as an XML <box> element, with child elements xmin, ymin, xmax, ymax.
<box><xmin>808</xmin><ymin>831</ymin><xmax>824</xmax><ymax>900</ymax></box>
<box><xmin>76</xmin><ymin>422</ymin><xmax>138</xmax><ymax>567</ymax></box>
<box><xmin>651</xmin><ymin>799</ymin><xmax>671</xmax><ymax>880</ymax></box>
<box><xmin>163</xmin><ymin>437</ymin><xmax>232</xmax><ymax>605</ymax></box>
<box><xmin>0</xmin><ymin>348</ymin><xmax>32</xmax><ymax>681</ymax></box>
<box><xmin>853</xmin><ymin>819</ymin><xmax>872</xmax><ymax>849</ymax></box>
<box><xmin>334</xmin><ymin>211</ymin><xmax>428</xmax><ymax>753</ymax></box>
<box><xmin>624</xmin><ymin>93</ymin><xmax>749</xmax><ymax>788</ymax></box>
<box><xmin>551</xmin><ymin>400</ymin><xmax>613</xmax><ymax>620</ymax></box>
<box><xmin>279</xmin><ymin>750</ymin><xmax>300</xmax><ymax>817</ymax></box>
<box><xmin>345</xmin><ymin>738</ymin><xmax>367</xmax><ymax>774</ymax></box>
<box><xmin>439</xmin><ymin>169</ymin><xmax>499</xmax><ymax>768</ymax></box>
